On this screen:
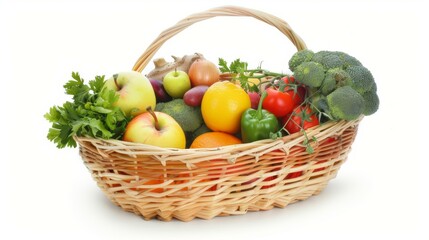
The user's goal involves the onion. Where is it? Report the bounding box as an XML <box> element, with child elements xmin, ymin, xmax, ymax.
<box><xmin>188</xmin><ymin>59</ymin><xmax>220</xmax><ymax>87</ymax></box>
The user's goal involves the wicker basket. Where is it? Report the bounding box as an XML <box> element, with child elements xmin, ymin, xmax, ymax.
<box><xmin>76</xmin><ymin>6</ymin><xmax>362</xmax><ymax>222</ymax></box>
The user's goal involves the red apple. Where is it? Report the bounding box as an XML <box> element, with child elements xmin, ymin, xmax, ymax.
<box><xmin>123</xmin><ymin>107</ymin><xmax>186</xmax><ymax>149</ymax></box>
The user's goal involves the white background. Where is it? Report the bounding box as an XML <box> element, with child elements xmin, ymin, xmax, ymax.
<box><xmin>1</xmin><ymin>0</ymin><xmax>427</xmax><ymax>239</ymax></box>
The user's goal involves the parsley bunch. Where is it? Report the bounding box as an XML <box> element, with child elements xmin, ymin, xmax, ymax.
<box><xmin>44</xmin><ymin>72</ymin><xmax>130</xmax><ymax>148</ymax></box>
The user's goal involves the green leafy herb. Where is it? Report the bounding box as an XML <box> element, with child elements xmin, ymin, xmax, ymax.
<box><xmin>219</xmin><ymin>58</ymin><xmax>259</xmax><ymax>92</ymax></box>
<box><xmin>218</xmin><ymin>58</ymin><xmax>249</xmax><ymax>74</ymax></box>
<box><xmin>44</xmin><ymin>72</ymin><xmax>129</xmax><ymax>148</ymax></box>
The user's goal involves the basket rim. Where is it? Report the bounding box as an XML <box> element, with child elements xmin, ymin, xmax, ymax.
<box><xmin>75</xmin><ymin>116</ymin><xmax>363</xmax><ymax>160</ymax></box>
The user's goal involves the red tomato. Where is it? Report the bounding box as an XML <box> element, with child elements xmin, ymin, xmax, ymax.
<box><xmin>287</xmin><ymin>87</ymin><xmax>306</xmax><ymax>108</ymax></box>
<box><xmin>281</xmin><ymin>75</ymin><xmax>295</xmax><ymax>85</ymax></box>
<box><xmin>282</xmin><ymin>106</ymin><xmax>320</xmax><ymax>134</ymax></box>
<box><xmin>281</xmin><ymin>76</ymin><xmax>307</xmax><ymax>108</ymax></box>
<box><xmin>262</xmin><ymin>88</ymin><xmax>294</xmax><ymax>117</ymax></box>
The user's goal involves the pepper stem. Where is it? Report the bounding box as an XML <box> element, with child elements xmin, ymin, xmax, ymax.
<box><xmin>146</xmin><ymin>106</ymin><xmax>160</xmax><ymax>130</ymax></box>
<box><xmin>257</xmin><ymin>91</ymin><xmax>267</xmax><ymax>120</ymax></box>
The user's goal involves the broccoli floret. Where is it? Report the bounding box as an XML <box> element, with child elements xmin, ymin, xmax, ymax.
<box><xmin>335</xmin><ymin>51</ymin><xmax>362</xmax><ymax>68</ymax></box>
<box><xmin>321</xmin><ymin>68</ymin><xmax>351</xmax><ymax>95</ymax></box>
<box><xmin>185</xmin><ymin>123</ymin><xmax>212</xmax><ymax>148</ymax></box>
<box><xmin>345</xmin><ymin>65</ymin><xmax>375</xmax><ymax>94</ymax></box>
<box><xmin>192</xmin><ymin>123</ymin><xmax>211</xmax><ymax>138</ymax></box>
<box><xmin>361</xmin><ymin>90</ymin><xmax>379</xmax><ymax>116</ymax></box>
<box><xmin>312</xmin><ymin>51</ymin><xmax>362</xmax><ymax>70</ymax></box>
<box><xmin>310</xmin><ymin>93</ymin><xmax>329</xmax><ymax>112</ymax></box>
<box><xmin>155</xmin><ymin>99</ymin><xmax>203</xmax><ymax>132</ymax></box>
<box><xmin>288</xmin><ymin>49</ymin><xmax>314</xmax><ymax>71</ymax></box>
<box><xmin>294</xmin><ymin>62</ymin><xmax>326</xmax><ymax>88</ymax></box>
<box><xmin>326</xmin><ymin>86</ymin><xmax>365</xmax><ymax>120</ymax></box>
<box><xmin>154</xmin><ymin>102</ymin><xmax>166</xmax><ymax>111</ymax></box>
<box><xmin>312</xmin><ymin>51</ymin><xmax>344</xmax><ymax>69</ymax></box>
<box><xmin>289</xmin><ymin>49</ymin><xmax>379</xmax><ymax>118</ymax></box>
<box><xmin>320</xmin><ymin>76</ymin><xmax>336</xmax><ymax>95</ymax></box>
<box><xmin>370</xmin><ymin>82</ymin><xmax>377</xmax><ymax>92</ymax></box>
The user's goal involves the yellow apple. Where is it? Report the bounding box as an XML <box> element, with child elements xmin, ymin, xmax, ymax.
<box><xmin>104</xmin><ymin>71</ymin><xmax>156</xmax><ymax>117</ymax></box>
<box><xmin>123</xmin><ymin>107</ymin><xmax>186</xmax><ymax>149</ymax></box>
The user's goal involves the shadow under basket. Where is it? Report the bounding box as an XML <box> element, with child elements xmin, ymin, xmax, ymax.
<box><xmin>75</xmin><ymin>6</ymin><xmax>363</xmax><ymax>221</ymax></box>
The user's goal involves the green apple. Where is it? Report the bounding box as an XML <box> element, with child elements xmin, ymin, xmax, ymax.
<box><xmin>104</xmin><ymin>71</ymin><xmax>156</xmax><ymax>117</ymax></box>
<box><xmin>163</xmin><ymin>70</ymin><xmax>191</xmax><ymax>98</ymax></box>
<box><xmin>123</xmin><ymin>107</ymin><xmax>186</xmax><ymax>149</ymax></box>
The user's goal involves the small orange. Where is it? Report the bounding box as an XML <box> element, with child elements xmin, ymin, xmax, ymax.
<box><xmin>190</xmin><ymin>132</ymin><xmax>242</xmax><ymax>191</ymax></box>
<box><xmin>201</xmin><ymin>81</ymin><xmax>251</xmax><ymax>134</ymax></box>
<box><xmin>190</xmin><ymin>132</ymin><xmax>242</xmax><ymax>148</ymax></box>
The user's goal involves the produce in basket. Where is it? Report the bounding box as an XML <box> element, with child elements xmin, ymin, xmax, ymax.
<box><xmin>162</xmin><ymin>70</ymin><xmax>191</xmax><ymax>98</ymax></box>
<box><xmin>44</xmin><ymin>6</ymin><xmax>380</xmax><ymax>221</ymax></box>
<box><xmin>123</xmin><ymin>107</ymin><xmax>186</xmax><ymax>148</ymax></box>
<box><xmin>146</xmin><ymin>53</ymin><xmax>204</xmax><ymax>81</ymax></box>
<box><xmin>103</xmin><ymin>71</ymin><xmax>156</xmax><ymax>117</ymax></box>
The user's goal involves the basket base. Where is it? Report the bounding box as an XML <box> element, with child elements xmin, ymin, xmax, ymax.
<box><xmin>102</xmin><ymin>177</ymin><xmax>332</xmax><ymax>222</ymax></box>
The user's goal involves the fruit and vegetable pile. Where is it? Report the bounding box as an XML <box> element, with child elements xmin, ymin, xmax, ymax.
<box><xmin>45</xmin><ymin>50</ymin><xmax>379</xmax><ymax>152</ymax></box>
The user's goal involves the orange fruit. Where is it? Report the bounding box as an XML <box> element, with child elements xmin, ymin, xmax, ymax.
<box><xmin>190</xmin><ymin>132</ymin><xmax>242</xmax><ymax>191</ymax></box>
<box><xmin>201</xmin><ymin>81</ymin><xmax>251</xmax><ymax>134</ymax></box>
<box><xmin>190</xmin><ymin>132</ymin><xmax>242</xmax><ymax>148</ymax></box>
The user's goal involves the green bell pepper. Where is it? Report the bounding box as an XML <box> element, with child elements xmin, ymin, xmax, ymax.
<box><xmin>241</xmin><ymin>91</ymin><xmax>280</xmax><ymax>143</ymax></box>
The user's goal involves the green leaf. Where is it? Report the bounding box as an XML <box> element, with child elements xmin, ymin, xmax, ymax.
<box><xmin>62</xmin><ymin>102</ymin><xmax>79</xmax><ymax>120</ymax></box>
<box><xmin>89</xmin><ymin>118</ymin><xmax>112</xmax><ymax>138</ymax></box>
<box><xmin>44</xmin><ymin>106</ymin><xmax>61</xmax><ymax>122</ymax></box>
<box><xmin>64</xmin><ymin>73</ymin><xmax>91</xmax><ymax>103</ymax></box>
<box><xmin>45</xmin><ymin>72</ymin><xmax>129</xmax><ymax>149</ymax></box>
<box><xmin>218</xmin><ymin>58</ymin><xmax>249</xmax><ymax>74</ymax></box>
<box><xmin>230</xmin><ymin>58</ymin><xmax>248</xmax><ymax>73</ymax></box>
<box><xmin>249</xmin><ymin>84</ymin><xmax>259</xmax><ymax>93</ymax></box>
<box><xmin>90</xmin><ymin>106</ymin><xmax>112</xmax><ymax>114</ymax></box>
<box><xmin>105</xmin><ymin>114</ymin><xmax>117</xmax><ymax>130</ymax></box>
<box><xmin>218</xmin><ymin>58</ymin><xmax>229</xmax><ymax>72</ymax></box>
<box><xmin>89</xmin><ymin>75</ymin><xmax>106</xmax><ymax>93</ymax></box>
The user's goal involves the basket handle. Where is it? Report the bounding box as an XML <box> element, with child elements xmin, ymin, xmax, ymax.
<box><xmin>132</xmin><ymin>5</ymin><xmax>307</xmax><ymax>72</ymax></box>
